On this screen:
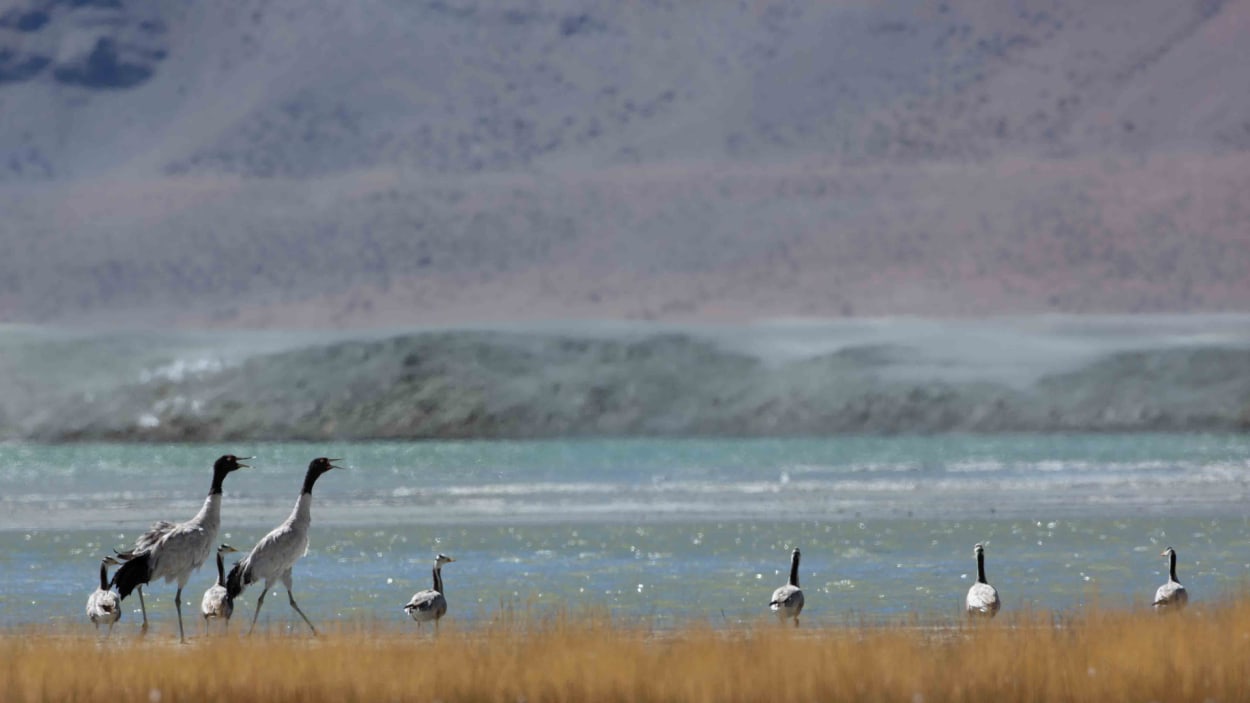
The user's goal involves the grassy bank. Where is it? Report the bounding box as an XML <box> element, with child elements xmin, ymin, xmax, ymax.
<box><xmin>4</xmin><ymin>604</ymin><xmax>1250</xmax><ymax>702</ymax></box>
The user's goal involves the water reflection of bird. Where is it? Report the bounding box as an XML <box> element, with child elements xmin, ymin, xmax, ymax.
<box><xmin>404</xmin><ymin>554</ymin><xmax>455</xmax><ymax>633</ymax></box>
<box><xmin>769</xmin><ymin>547</ymin><xmax>804</xmax><ymax>627</ymax></box>
<box><xmin>86</xmin><ymin>555</ymin><xmax>123</xmax><ymax>633</ymax></box>
<box><xmin>965</xmin><ymin>543</ymin><xmax>1001</xmax><ymax>618</ymax></box>
<box><xmin>1153</xmin><ymin>546</ymin><xmax>1188</xmax><ymax>611</ymax></box>
<box><xmin>227</xmin><ymin>457</ymin><xmax>342</xmax><ymax>636</ymax></box>
<box><xmin>112</xmin><ymin>454</ymin><xmax>249</xmax><ymax>642</ymax></box>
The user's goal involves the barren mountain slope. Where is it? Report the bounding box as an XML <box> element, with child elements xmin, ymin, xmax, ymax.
<box><xmin>1</xmin><ymin>0</ymin><xmax>1247</xmax><ymax>326</ymax></box>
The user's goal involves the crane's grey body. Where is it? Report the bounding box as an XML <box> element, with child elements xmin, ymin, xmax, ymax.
<box><xmin>200</xmin><ymin>544</ymin><xmax>239</xmax><ymax>629</ymax></box>
<box><xmin>1153</xmin><ymin>547</ymin><xmax>1188</xmax><ymax>611</ymax></box>
<box><xmin>112</xmin><ymin>455</ymin><xmax>248</xmax><ymax>642</ymax></box>
<box><xmin>769</xmin><ymin>548</ymin><xmax>804</xmax><ymax>627</ymax></box>
<box><xmin>965</xmin><ymin>543</ymin><xmax>1001</xmax><ymax>618</ymax></box>
<box><xmin>404</xmin><ymin>554</ymin><xmax>454</xmax><ymax>632</ymax></box>
<box><xmin>86</xmin><ymin>556</ymin><xmax>122</xmax><ymax>633</ymax></box>
<box><xmin>227</xmin><ymin>458</ymin><xmax>341</xmax><ymax>636</ymax></box>
<box><xmin>144</xmin><ymin>495</ymin><xmax>222</xmax><ymax>585</ymax></box>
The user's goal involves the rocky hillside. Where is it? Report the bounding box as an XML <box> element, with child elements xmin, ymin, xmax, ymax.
<box><xmin>4</xmin><ymin>317</ymin><xmax>1249</xmax><ymax>441</ymax></box>
<box><xmin>1</xmin><ymin>0</ymin><xmax>1249</xmax><ymax>325</ymax></box>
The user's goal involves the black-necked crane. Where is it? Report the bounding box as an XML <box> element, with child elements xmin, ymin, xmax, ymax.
<box><xmin>112</xmin><ymin>454</ymin><xmax>248</xmax><ymax>642</ymax></box>
<box><xmin>200</xmin><ymin>543</ymin><xmax>240</xmax><ymax>631</ymax></box>
<box><xmin>1153</xmin><ymin>546</ymin><xmax>1189</xmax><ymax>611</ymax></box>
<box><xmin>769</xmin><ymin>547</ymin><xmax>804</xmax><ymax>627</ymax></box>
<box><xmin>86</xmin><ymin>555</ymin><xmax>122</xmax><ymax>633</ymax></box>
<box><xmin>226</xmin><ymin>457</ymin><xmax>342</xmax><ymax>636</ymax></box>
<box><xmin>965</xmin><ymin>542</ymin><xmax>1001</xmax><ymax>618</ymax></box>
<box><xmin>403</xmin><ymin>554</ymin><xmax>454</xmax><ymax>633</ymax></box>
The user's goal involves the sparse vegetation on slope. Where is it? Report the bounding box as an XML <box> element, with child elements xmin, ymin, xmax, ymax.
<box><xmin>1</xmin><ymin>1</ymin><xmax>1249</xmax><ymax>325</ymax></box>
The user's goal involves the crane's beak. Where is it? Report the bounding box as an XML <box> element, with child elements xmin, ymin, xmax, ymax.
<box><xmin>237</xmin><ymin>456</ymin><xmax>252</xmax><ymax>468</ymax></box>
<box><xmin>328</xmin><ymin>458</ymin><xmax>345</xmax><ymax>469</ymax></box>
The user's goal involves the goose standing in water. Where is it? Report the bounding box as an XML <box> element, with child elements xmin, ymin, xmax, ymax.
<box><xmin>226</xmin><ymin>457</ymin><xmax>342</xmax><ymax>636</ymax></box>
<box><xmin>769</xmin><ymin>548</ymin><xmax>804</xmax><ymax>627</ymax></box>
<box><xmin>112</xmin><ymin>454</ymin><xmax>249</xmax><ymax>642</ymax></box>
<box><xmin>201</xmin><ymin>544</ymin><xmax>240</xmax><ymax>631</ymax></box>
<box><xmin>965</xmin><ymin>543</ymin><xmax>1000</xmax><ymax>618</ymax></box>
<box><xmin>86</xmin><ymin>555</ymin><xmax>123</xmax><ymax>633</ymax></box>
<box><xmin>404</xmin><ymin>554</ymin><xmax>454</xmax><ymax>633</ymax></box>
<box><xmin>1153</xmin><ymin>546</ymin><xmax>1188</xmax><ymax>611</ymax></box>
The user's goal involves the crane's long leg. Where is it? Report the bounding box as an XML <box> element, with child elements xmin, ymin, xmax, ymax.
<box><xmin>137</xmin><ymin>587</ymin><xmax>149</xmax><ymax>632</ymax></box>
<box><xmin>174</xmin><ymin>587</ymin><xmax>186</xmax><ymax>643</ymax></box>
<box><xmin>247</xmin><ymin>588</ymin><xmax>267</xmax><ymax>635</ymax></box>
<box><xmin>287</xmin><ymin>589</ymin><xmax>318</xmax><ymax>636</ymax></box>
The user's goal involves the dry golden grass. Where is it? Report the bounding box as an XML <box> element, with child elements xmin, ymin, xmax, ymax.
<box><xmin>6</xmin><ymin>602</ymin><xmax>1250</xmax><ymax>703</ymax></box>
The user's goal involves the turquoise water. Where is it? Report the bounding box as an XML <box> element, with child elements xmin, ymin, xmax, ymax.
<box><xmin>2</xmin><ymin>435</ymin><xmax>1249</xmax><ymax>634</ymax></box>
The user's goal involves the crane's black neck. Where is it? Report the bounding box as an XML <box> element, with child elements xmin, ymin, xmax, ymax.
<box><xmin>208</xmin><ymin>455</ymin><xmax>247</xmax><ymax>495</ymax></box>
<box><xmin>302</xmin><ymin>467</ymin><xmax>329</xmax><ymax>495</ymax></box>
<box><xmin>98</xmin><ymin>559</ymin><xmax>110</xmax><ymax>590</ymax></box>
<box><xmin>209</xmin><ymin>467</ymin><xmax>228</xmax><ymax>496</ymax></box>
<box><xmin>216</xmin><ymin>551</ymin><xmax>227</xmax><ymax>587</ymax></box>
<box><xmin>977</xmin><ymin>550</ymin><xmax>988</xmax><ymax>584</ymax></box>
<box><xmin>1169</xmin><ymin>550</ymin><xmax>1179</xmax><ymax>582</ymax></box>
<box><xmin>433</xmin><ymin>564</ymin><xmax>444</xmax><ymax>594</ymax></box>
<box><xmin>789</xmin><ymin>550</ymin><xmax>801</xmax><ymax>588</ymax></box>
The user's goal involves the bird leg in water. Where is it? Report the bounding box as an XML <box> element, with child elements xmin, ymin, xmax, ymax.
<box><xmin>137</xmin><ymin>586</ymin><xmax>149</xmax><ymax>632</ymax></box>
<box><xmin>247</xmin><ymin>588</ymin><xmax>267</xmax><ymax>635</ymax></box>
<box><xmin>174</xmin><ymin>587</ymin><xmax>185</xmax><ymax>644</ymax></box>
<box><xmin>288</xmin><ymin>589</ymin><xmax>318</xmax><ymax>636</ymax></box>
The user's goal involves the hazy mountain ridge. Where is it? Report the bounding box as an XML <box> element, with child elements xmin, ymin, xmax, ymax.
<box><xmin>2</xmin><ymin>0</ymin><xmax>1249</xmax><ymax>326</ymax></box>
<box><xmin>4</xmin><ymin>318</ymin><xmax>1249</xmax><ymax>441</ymax></box>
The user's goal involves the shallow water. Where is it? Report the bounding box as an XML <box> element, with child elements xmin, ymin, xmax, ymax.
<box><xmin>2</xmin><ymin>435</ymin><xmax>1249</xmax><ymax>633</ymax></box>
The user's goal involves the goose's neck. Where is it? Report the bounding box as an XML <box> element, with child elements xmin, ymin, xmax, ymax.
<box><xmin>789</xmin><ymin>552</ymin><xmax>801</xmax><ymax>588</ymax></box>
<box><xmin>976</xmin><ymin>551</ymin><xmax>988</xmax><ymax>584</ymax></box>
<box><xmin>98</xmin><ymin>560</ymin><xmax>110</xmax><ymax>590</ymax></box>
<box><xmin>433</xmin><ymin>564</ymin><xmax>444</xmax><ymax>594</ymax></box>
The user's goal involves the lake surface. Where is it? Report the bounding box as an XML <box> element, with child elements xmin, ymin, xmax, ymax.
<box><xmin>2</xmin><ymin>435</ymin><xmax>1249</xmax><ymax>633</ymax></box>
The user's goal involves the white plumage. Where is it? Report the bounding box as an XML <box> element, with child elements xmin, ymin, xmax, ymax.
<box><xmin>965</xmin><ymin>542</ymin><xmax>1001</xmax><ymax>618</ymax></box>
<box><xmin>1153</xmin><ymin>546</ymin><xmax>1189</xmax><ymax>611</ymax></box>
<box><xmin>769</xmin><ymin>547</ymin><xmax>804</xmax><ymax>627</ymax></box>
<box><xmin>85</xmin><ymin>555</ymin><xmax>122</xmax><ymax>633</ymax></box>
<box><xmin>227</xmin><ymin>457</ymin><xmax>341</xmax><ymax>636</ymax></box>
<box><xmin>404</xmin><ymin>554</ymin><xmax>454</xmax><ymax>633</ymax></box>
<box><xmin>112</xmin><ymin>454</ymin><xmax>248</xmax><ymax>642</ymax></box>
<box><xmin>200</xmin><ymin>544</ymin><xmax>240</xmax><ymax>630</ymax></box>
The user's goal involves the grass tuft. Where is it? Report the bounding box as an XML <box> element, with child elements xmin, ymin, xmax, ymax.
<box><xmin>6</xmin><ymin>601</ymin><xmax>1250</xmax><ymax>702</ymax></box>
